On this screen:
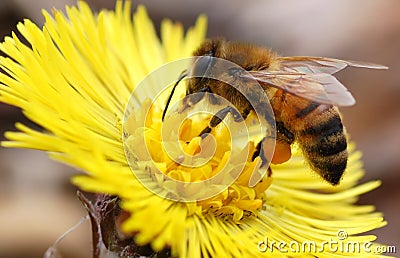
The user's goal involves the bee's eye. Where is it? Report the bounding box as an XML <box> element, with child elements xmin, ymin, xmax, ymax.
<box><xmin>192</xmin><ymin>55</ymin><xmax>214</xmax><ymax>77</ymax></box>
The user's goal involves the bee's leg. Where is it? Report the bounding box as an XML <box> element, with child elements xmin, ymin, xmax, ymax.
<box><xmin>252</xmin><ymin>122</ymin><xmax>294</xmax><ymax>166</ymax></box>
<box><xmin>267</xmin><ymin>167</ymin><xmax>272</xmax><ymax>177</ymax></box>
<box><xmin>178</xmin><ymin>85</ymin><xmax>213</xmax><ymax>114</ymax></box>
<box><xmin>251</xmin><ymin>139</ymin><xmax>273</xmax><ymax>177</ymax></box>
<box><xmin>199</xmin><ymin>107</ymin><xmax>250</xmax><ymax>138</ymax></box>
<box><xmin>276</xmin><ymin>122</ymin><xmax>294</xmax><ymax>143</ymax></box>
<box><xmin>252</xmin><ymin>137</ymin><xmax>271</xmax><ymax>167</ymax></box>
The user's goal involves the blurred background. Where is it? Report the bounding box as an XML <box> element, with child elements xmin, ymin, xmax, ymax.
<box><xmin>0</xmin><ymin>0</ymin><xmax>399</xmax><ymax>257</ymax></box>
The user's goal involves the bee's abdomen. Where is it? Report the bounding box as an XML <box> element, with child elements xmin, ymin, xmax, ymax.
<box><xmin>296</xmin><ymin>105</ymin><xmax>347</xmax><ymax>185</ymax></box>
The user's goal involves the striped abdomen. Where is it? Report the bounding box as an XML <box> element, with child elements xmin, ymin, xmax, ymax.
<box><xmin>276</xmin><ymin>94</ymin><xmax>348</xmax><ymax>185</ymax></box>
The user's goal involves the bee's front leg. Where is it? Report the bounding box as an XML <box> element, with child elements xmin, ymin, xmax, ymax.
<box><xmin>199</xmin><ymin>107</ymin><xmax>250</xmax><ymax>139</ymax></box>
<box><xmin>179</xmin><ymin>85</ymin><xmax>212</xmax><ymax>113</ymax></box>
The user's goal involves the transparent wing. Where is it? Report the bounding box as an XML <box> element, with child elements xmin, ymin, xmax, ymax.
<box><xmin>277</xmin><ymin>56</ymin><xmax>388</xmax><ymax>75</ymax></box>
<box><xmin>243</xmin><ymin>71</ymin><xmax>356</xmax><ymax>106</ymax></box>
<box><xmin>240</xmin><ymin>57</ymin><xmax>387</xmax><ymax>106</ymax></box>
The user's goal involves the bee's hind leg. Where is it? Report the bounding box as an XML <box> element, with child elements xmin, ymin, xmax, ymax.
<box><xmin>252</xmin><ymin>137</ymin><xmax>273</xmax><ymax>177</ymax></box>
<box><xmin>252</xmin><ymin>137</ymin><xmax>269</xmax><ymax>166</ymax></box>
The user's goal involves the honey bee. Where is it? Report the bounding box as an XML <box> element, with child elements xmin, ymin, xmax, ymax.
<box><xmin>162</xmin><ymin>39</ymin><xmax>387</xmax><ymax>185</ymax></box>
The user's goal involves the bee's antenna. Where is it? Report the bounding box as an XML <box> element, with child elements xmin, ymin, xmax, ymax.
<box><xmin>162</xmin><ymin>71</ymin><xmax>187</xmax><ymax>121</ymax></box>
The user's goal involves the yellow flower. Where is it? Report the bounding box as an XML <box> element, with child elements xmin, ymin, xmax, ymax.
<box><xmin>0</xmin><ymin>1</ymin><xmax>388</xmax><ymax>257</ymax></box>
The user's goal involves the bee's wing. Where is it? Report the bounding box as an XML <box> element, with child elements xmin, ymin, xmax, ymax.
<box><xmin>277</xmin><ymin>56</ymin><xmax>388</xmax><ymax>75</ymax></box>
<box><xmin>243</xmin><ymin>57</ymin><xmax>387</xmax><ymax>106</ymax></box>
<box><xmin>244</xmin><ymin>71</ymin><xmax>356</xmax><ymax>106</ymax></box>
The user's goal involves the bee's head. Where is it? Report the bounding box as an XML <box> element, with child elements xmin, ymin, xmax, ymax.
<box><xmin>190</xmin><ymin>39</ymin><xmax>222</xmax><ymax>80</ymax></box>
<box><xmin>192</xmin><ymin>39</ymin><xmax>273</xmax><ymax>78</ymax></box>
<box><xmin>193</xmin><ymin>38</ymin><xmax>222</xmax><ymax>57</ymax></box>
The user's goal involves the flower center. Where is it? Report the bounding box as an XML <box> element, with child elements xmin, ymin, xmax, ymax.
<box><xmin>123</xmin><ymin>98</ymin><xmax>272</xmax><ymax>222</ymax></box>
